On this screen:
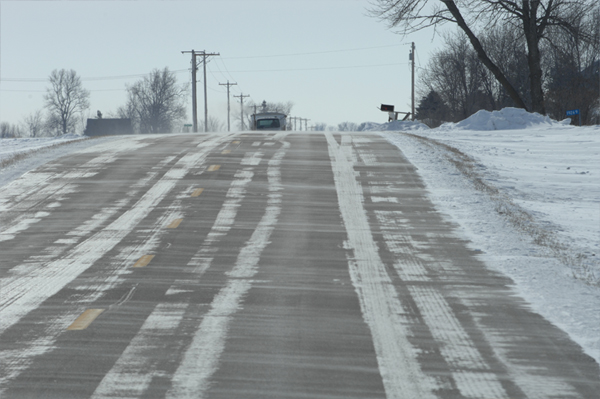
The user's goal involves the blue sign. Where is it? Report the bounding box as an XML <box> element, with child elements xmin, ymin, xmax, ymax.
<box><xmin>566</xmin><ymin>109</ymin><xmax>580</xmax><ymax>116</ymax></box>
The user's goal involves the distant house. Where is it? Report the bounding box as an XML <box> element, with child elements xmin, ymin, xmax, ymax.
<box><xmin>84</xmin><ymin>118</ymin><xmax>133</xmax><ymax>137</ymax></box>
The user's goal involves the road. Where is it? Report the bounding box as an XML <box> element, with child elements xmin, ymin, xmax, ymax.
<box><xmin>1</xmin><ymin>132</ymin><xmax>598</xmax><ymax>398</ymax></box>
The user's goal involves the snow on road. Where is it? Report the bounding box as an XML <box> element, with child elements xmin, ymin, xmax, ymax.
<box><xmin>374</xmin><ymin>108</ymin><xmax>600</xmax><ymax>366</ymax></box>
<box><xmin>0</xmin><ymin>135</ymin><xmax>228</xmax><ymax>336</ymax></box>
<box><xmin>1</xmin><ymin>111</ymin><xmax>599</xmax><ymax>369</ymax></box>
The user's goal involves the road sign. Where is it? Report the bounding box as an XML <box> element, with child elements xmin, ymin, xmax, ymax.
<box><xmin>566</xmin><ymin>109</ymin><xmax>581</xmax><ymax>126</ymax></box>
<box><xmin>566</xmin><ymin>109</ymin><xmax>580</xmax><ymax>116</ymax></box>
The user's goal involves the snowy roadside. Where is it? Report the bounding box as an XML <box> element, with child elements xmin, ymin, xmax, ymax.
<box><xmin>0</xmin><ymin>134</ymin><xmax>86</xmax><ymax>164</ymax></box>
<box><xmin>378</xmin><ymin>108</ymin><xmax>600</xmax><ymax>366</ymax></box>
<box><xmin>0</xmin><ymin>135</ymin><xmax>119</xmax><ymax>188</ymax></box>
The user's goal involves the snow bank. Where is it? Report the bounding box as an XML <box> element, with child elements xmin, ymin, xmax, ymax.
<box><xmin>358</xmin><ymin>120</ymin><xmax>430</xmax><ymax>132</ymax></box>
<box><xmin>439</xmin><ymin>107</ymin><xmax>571</xmax><ymax>131</ymax></box>
<box><xmin>0</xmin><ymin>135</ymin><xmax>117</xmax><ymax>188</ymax></box>
<box><xmin>0</xmin><ymin>134</ymin><xmax>86</xmax><ymax>163</ymax></box>
<box><xmin>359</xmin><ymin>107</ymin><xmax>572</xmax><ymax>132</ymax></box>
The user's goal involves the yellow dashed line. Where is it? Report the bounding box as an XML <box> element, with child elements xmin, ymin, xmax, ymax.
<box><xmin>221</xmin><ymin>149</ymin><xmax>231</xmax><ymax>154</ymax></box>
<box><xmin>167</xmin><ymin>218</ymin><xmax>183</xmax><ymax>229</ymax></box>
<box><xmin>132</xmin><ymin>254</ymin><xmax>155</xmax><ymax>268</ymax></box>
<box><xmin>207</xmin><ymin>165</ymin><xmax>220</xmax><ymax>172</ymax></box>
<box><xmin>67</xmin><ymin>309</ymin><xmax>105</xmax><ymax>330</ymax></box>
<box><xmin>191</xmin><ymin>188</ymin><xmax>204</xmax><ymax>197</ymax></box>
<box><xmin>232</xmin><ymin>141</ymin><xmax>240</xmax><ymax>144</ymax></box>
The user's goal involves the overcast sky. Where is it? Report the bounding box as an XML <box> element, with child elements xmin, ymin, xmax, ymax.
<box><xmin>1</xmin><ymin>0</ymin><xmax>445</xmax><ymax>130</ymax></box>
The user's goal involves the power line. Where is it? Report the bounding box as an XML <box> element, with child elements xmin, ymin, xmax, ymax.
<box><xmin>1</xmin><ymin>88</ymin><xmax>126</xmax><ymax>93</ymax></box>
<box><xmin>2</xmin><ymin>62</ymin><xmax>407</xmax><ymax>86</ymax></box>
<box><xmin>222</xmin><ymin>62</ymin><xmax>408</xmax><ymax>73</ymax></box>
<box><xmin>0</xmin><ymin>70</ymin><xmax>189</xmax><ymax>83</ymax></box>
<box><xmin>214</xmin><ymin>58</ymin><xmax>240</xmax><ymax>90</ymax></box>
<box><xmin>221</xmin><ymin>43</ymin><xmax>410</xmax><ymax>60</ymax></box>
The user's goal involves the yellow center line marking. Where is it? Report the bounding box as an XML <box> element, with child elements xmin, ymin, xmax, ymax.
<box><xmin>132</xmin><ymin>254</ymin><xmax>155</xmax><ymax>268</ymax></box>
<box><xmin>232</xmin><ymin>140</ymin><xmax>240</xmax><ymax>144</ymax></box>
<box><xmin>207</xmin><ymin>165</ymin><xmax>220</xmax><ymax>172</ymax></box>
<box><xmin>221</xmin><ymin>149</ymin><xmax>231</xmax><ymax>154</ymax></box>
<box><xmin>67</xmin><ymin>309</ymin><xmax>105</xmax><ymax>330</ymax></box>
<box><xmin>191</xmin><ymin>188</ymin><xmax>204</xmax><ymax>197</ymax></box>
<box><xmin>167</xmin><ymin>218</ymin><xmax>183</xmax><ymax>229</ymax></box>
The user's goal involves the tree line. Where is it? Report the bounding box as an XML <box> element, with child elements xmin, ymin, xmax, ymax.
<box><xmin>2</xmin><ymin>67</ymin><xmax>191</xmax><ymax>138</ymax></box>
<box><xmin>1</xmin><ymin>67</ymin><xmax>301</xmax><ymax>138</ymax></box>
<box><xmin>371</xmin><ymin>0</ymin><xmax>599</xmax><ymax>127</ymax></box>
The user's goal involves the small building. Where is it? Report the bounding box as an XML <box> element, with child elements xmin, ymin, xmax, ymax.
<box><xmin>84</xmin><ymin>118</ymin><xmax>133</xmax><ymax>137</ymax></box>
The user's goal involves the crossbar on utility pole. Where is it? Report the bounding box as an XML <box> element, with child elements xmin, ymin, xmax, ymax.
<box><xmin>234</xmin><ymin>93</ymin><xmax>250</xmax><ymax>130</ymax></box>
<box><xmin>219</xmin><ymin>80</ymin><xmax>237</xmax><ymax>132</ymax></box>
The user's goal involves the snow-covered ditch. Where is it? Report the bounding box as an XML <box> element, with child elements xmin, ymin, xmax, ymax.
<box><xmin>377</xmin><ymin>108</ymin><xmax>600</xmax><ymax>366</ymax></box>
<box><xmin>0</xmin><ymin>134</ymin><xmax>118</xmax><ymax>188</ymax></box>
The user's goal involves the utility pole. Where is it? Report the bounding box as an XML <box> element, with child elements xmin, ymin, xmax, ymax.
<box><xmin>410</xmin><ymin>42</ymin><xmax>415</xmax><ymax>121</ymax></box>
<box><xmin>181</xmin><ymin>50</ymin><xmax>219</xmax><ymax>132</ymax></box>
<box><xmin>181</xmin><ymin>49</ymin><xmax>199</xmax><ymax>132</ymax></box>
<box><xmin>200</xmin><ymin>51</ymin><xmax>220</xmax><ymax>132</ymax></box>
<box><xmin>234</xmin><ymin>93</ymin><xmax>250</xmax><ymax>130</ymax></box>
<box><xmin>219</xmin><ymin>80</ymin><xmax>237</xmax><ymax>132</ymax></box>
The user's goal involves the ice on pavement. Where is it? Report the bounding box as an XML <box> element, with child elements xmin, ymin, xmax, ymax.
<box><xmin>378</xmin><ymin>108</ymin><xmax>600</xmax><ymax>366</ymax></box>
<box><xmin>1</xmin><ymin>108</ymin><xmax>599</xmax><ymax>367</ymax></box>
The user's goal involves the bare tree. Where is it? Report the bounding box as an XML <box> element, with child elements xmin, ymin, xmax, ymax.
<box><xmin>245</xmin><ymin>100</ymin><xmax>294</xmax><ymax>119</ymax></box>
<box><xmin>313</xmin><ymin>123</ymin><xmax>328</xmax><ymax>131</ymax></box>
<box><xmin>200</xmin><ymin>116</ymin><xmax>226</xmax><ymax>132</ymax></box>
<box><xmin>20</xmin><ymin>110</ymin><xmax>46</xmax><ymax>137</ymax></box>
<box><xmin>543</xmin><ymin>9</ymin><xmax>599</xmax><ymax>124</ymax></box>
<box><xmin>121</xmin><ymin>67</ymin><xmax>187</xmax><ymax>134</ymax></box>
<box><xmin>44</xmin><ymin>69</ymin><xmax>90</xmax><ymax>135</ymax></box>
<box><xmin>419</xmin><ymin>32</ymin><xmax>494</xmax><ymax>121</ymax></box>
<box><xmin>415</xmin><ymin>90</ymin><xmax>450</xmax><ymax>127</ymax></box>
<box><xmin>337</xmin><ymin>121</ymin><xmax>359</xmax><ymax>131</ymax></box>
<box><xmin>248</xmin><ymin>100</ymin><xmax>294</xmax><ymax>115</ymax></box>
<box><xmin>0</xmin><ymin>122</ymin><xmax>23</xmax><ymax>138</ymax></box>
<box><xmin>479</xmin><ymin>26</ymin><xmax>531</xmax><ymax>109</ymax></box>
<box><xmin>371</xmin><ymin>0</ymin><xmax>596</xmax><ymax>115</ymax></box>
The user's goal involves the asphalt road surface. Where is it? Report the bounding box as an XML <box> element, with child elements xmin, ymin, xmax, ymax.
<box><xmin>1</xmin><ymin>132</ymin><xmax>598</xmax><ymax>398</ymax></box>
